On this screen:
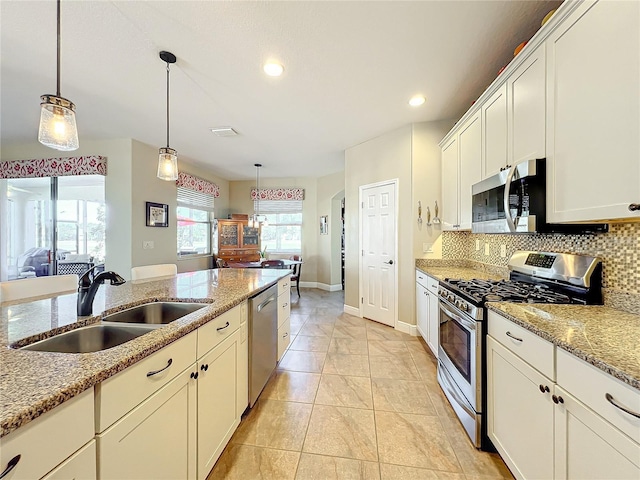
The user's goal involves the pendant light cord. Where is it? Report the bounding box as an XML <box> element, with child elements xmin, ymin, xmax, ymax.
<box><xmin>56</xmin><ymin>0</ymin><xmax>61</xmax><ymax>96</ymax></box>
<box><xmin>166</xmin><ymin>62</ymin><xmax>170</xmax><ymax>148</ymax></box>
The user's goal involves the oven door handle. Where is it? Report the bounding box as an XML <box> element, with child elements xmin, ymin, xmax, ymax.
<box><xmin>439</xmin><ymin>299</ymin><xmax>476</xmax><ymax>331</ymax></box>
<box><xmin>503</xmin><ymin>163</ymin><xmax>518</xmax><ymax>233</ymax></box>
<box><xmin>438</xmin><ymin>363</ymin><xmax>476</xmax><ymax>418</ymax></box>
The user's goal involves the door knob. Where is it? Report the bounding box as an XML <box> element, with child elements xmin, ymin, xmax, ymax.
<box><xmin>384</xmin><ymin>260</ymin><xmax>394</xmax><ymax>265</ymax></box>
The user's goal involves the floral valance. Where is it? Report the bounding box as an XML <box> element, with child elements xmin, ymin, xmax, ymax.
<box><xmin>251</xmin><ymin>187</ymin><xmax>305</xmax><ymax>201</ymax></box>
<box><xmin>176</xmin><ymin>172</ymin><xmax>220</xmax><ymax>198</ymax></box>
<box><xmin>0</xmin><ymin>156</ymin><xmax>107</xmax><ymax>179</ymax></box>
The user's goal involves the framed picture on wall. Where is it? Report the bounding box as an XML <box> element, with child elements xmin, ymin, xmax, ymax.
<box><xmin>320</xmin><ymin>215</ymin><xmax>328</xmax><ymax>235</ymax></box>
<box><xmin>146</xmin><ymin>202</ymin><xmax>169</xmax><ymax>227</ymax></box>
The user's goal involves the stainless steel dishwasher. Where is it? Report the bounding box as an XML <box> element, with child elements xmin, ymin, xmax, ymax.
<box><xmin>248</xmin><ymin>284</ymin><xmax>278</xmax><ymax>407</ymax></box>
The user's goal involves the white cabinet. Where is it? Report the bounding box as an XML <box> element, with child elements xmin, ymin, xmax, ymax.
<box><xmin>97</xmin><ymin>367</ymin><xmax>198</xmax><ymax>480</ymax></box>
<box><xmin>442</xmin><ymin>113</ymin><xmax>482</xmax><ymax>231</ymax></box>
<box><xmin>238</xmin><ymin>302</ymin><xmax>249</xmax><ymax>416</ymax></box>
<box><xmin>482</xmin><ymin>83</ymin><xmax>508</xmax><ymax>178</ymax></box>
<box><xmin>415</xmin><ymin>270</ymin><xmax>439</xmax><ymax>357</ymax></box>
<box><xmin>546</xmin><ymin>0</ymin><xmax>640</xmax><ymax>222</ymax></box>
<box><xmin>509</xmin><ymin>47</ymin><xmax>546</xmax><ymax>166</ymax></box>
<box><xmin>487</xmin><ymin>336</ymin><xmax>555</xmax><ymax>480</ymax></box>
<box><xmin>197</xmin><ymin>330</ymin><xmax>241</xmax><ymax>480</ymax></box>
<box><xmin>41</xmin><ymin>441</ymin><xmax>96</xmax><ymax>480</ymax></box>
<box><xmin>0</xmin><ymin>388</ymin><xmax>94</xmax><ymax>480</ymax></box>
<box><xmin>277</xmin><ymin>276</ymin><xmax>291</xmax><ymax>360</ymax></box>
<box><xmin>554</xmin><ymin>386</ymin><xmax>640</xmax><ymax>480</ymax></box>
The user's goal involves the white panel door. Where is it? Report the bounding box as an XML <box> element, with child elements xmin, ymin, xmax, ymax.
<box><xmin>361</xmin><ymin>182</ymin><xmax>396</xmax><ymax>326</ymax></box>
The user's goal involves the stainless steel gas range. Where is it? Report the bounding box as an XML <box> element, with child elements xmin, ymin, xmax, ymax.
<box><xmin>436</xmin><ymin>251</ymin><xmax>603</xmax><ymax>450</ymax></box>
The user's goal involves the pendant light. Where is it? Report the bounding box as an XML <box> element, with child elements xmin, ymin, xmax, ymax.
<box><xmin>250</xmin><ymin>163</ymin><xmax>268</xmax><ymax>228</ymax></box>
<box><xmin>38</xmin><ymin>0</ymin><xmax>79</xmax><ymax>151</ymax></box>
<box><xmin>157</xmin><ymin>51</ymin><xmax>178</xmax><ymax>181</ymax></box>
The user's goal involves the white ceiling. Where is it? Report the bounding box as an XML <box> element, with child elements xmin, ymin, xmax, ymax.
<box><xmin>1</xmin><ymin>0</ymin><xmax>560</xmax><ymax>180</ymax></box>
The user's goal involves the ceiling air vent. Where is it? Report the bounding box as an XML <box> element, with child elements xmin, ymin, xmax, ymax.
<box><xmin>210</xmin><ymin>127</ymin><xmax>238</xmax><ymax>137</ymax></box>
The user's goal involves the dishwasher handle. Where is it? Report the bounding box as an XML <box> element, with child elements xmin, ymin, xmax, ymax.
<box><xmin>257</xmin><ymin>295</ymin><xmax>277</xmax><ymax>312</ymax></box>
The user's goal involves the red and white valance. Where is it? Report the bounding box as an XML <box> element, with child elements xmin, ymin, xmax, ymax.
<box><xmin>0</xmin><ymin>156</ymin><xmax>107</xmax><ymax>179</ymax></box>
<box><xmin>251</xmin><ymin>187</ymin><xmax>305</xmax><ymax>201</ymax></box>
<box><xmin>176</xmin><ymin>172</ymin><xmax>220</xmax><ymax>198</ymax></box>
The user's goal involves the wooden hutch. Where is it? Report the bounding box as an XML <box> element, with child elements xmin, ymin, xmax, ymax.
<box><xmin>215</xmin><ymin>214</ymin><xmax>261</xmax><ymax>263</ymax></box>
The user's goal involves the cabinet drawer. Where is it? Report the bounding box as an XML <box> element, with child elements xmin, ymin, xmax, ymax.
<box><xmin>415</xmin><ymin>270</ymin><xmax>428</xmax><ymax>288</ymax></box>
<box><xmin>488</xmin><ymin>310</ymin><xmax>554</xmax><ymax>379</ymax></box>
<box><xmin>41</xmin><ymin>440</ymin><xmax>96</xmax><ymax>480</ymax></box>
<box><xmin>278</xmin><ymin>276</ymin><xmax>290</xmax><ymax>296</ymax></box>
<box><xmin>277</xmin><ymin>317</ymin><xmax>291</xmax><ymax>361</ymax></box>
<box><xmin>557</xmin><ymin>348</ymin><xmax>640</xmax><ymax>444</ymax></box>
<box><xmin>197</xmin><ymin>305</ymin><xmax>241</xmax><ymax>358</ymax></box>
<box><xmin>277</xmin><ymin>292</ymin><xmax>290</xmax><ymax>328</ymax></box>
<box><xmin>0</xmin><ymin>388</ymin><xmax>94</xmax><ymax>480</ymax></box>
<box><xmin>427</xmin><ymin>277</ymin><xmax>439</xmax><ymax>295</ymax></box>
<box><xmin>96</xmin><ymin>331</ymin><xmax>197</xmax><ymax>432</ymax></box>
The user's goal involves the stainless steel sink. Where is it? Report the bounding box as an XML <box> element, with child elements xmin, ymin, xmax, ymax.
<box><xmin>102</xmin><ymin>302</ymin><xmax>206</xmax><ymax>325</ymax></box>
<box><xmin>21</xmin><ymin>324</ymin><xmax>155</xmax><ymax>353</ymax></box>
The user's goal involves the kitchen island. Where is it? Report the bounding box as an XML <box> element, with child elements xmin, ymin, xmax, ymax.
<box><xmin>0</xmin><ymin>268</ymin><xmax>288</xmax><ymax>437</ymax></box>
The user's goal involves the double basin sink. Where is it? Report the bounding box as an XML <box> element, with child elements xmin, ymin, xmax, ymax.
<box><xmin>22</xmin><ymin>302</ymin><xmax>206</xmax><ymax>353</ymax></box>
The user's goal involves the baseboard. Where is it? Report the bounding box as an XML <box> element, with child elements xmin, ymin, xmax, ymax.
<box><xmin>396</xmin><ymin>321</ymin><xmax>418</xmax><ymax>336</ymax></box>
<box><xmin>299</xmin><ymin>281</ymin><xmax>317</xmax><ymax>289</ymax></box>
<box><xmin>299</xmin><ymin>282</ymin><xmax>343</xmax><ymax>292</ymax></box>
<box><xmin>343</xmin><ymin>304</ymin><xmax>361</xmax><ymax>317</ymax></box>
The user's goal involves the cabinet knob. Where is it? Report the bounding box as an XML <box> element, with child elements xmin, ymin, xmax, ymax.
<box><xmin>552</xmin><ymin>394</ymin><xmax>563</xmax><ymax>404</ymax></box>
<box><xmin>629</xmin><ymin>203</ymin><xmax>640</xmax><ymax>211</ymax></box>
<box><xmin>190</xmin><ymin>371</ymin><xmax>199</xmax><ymax>380</ymax></box>
<box><xmin>200</xmin><ymin>364</ymin><xmax>209</xmax><ymax>371</ymax></box>
<box><xmin>539</xmin><ymin>384</ymin><xmax>549</xmax><ymax>393</ymax></box>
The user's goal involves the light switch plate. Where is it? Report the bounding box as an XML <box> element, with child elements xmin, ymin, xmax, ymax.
<box><xmin>143</xmin><ymin>241</ymin><xmax>154</xmax><ymax>250</ymax></box>
<box><xmin>500</xmin><ymin>245</ymin><xmax>507</xmax><ymax>257</ymax></box>
<box><xmin>484</xmin><ymin>244</ymin><xmax>490</xmax><ymax>256</ymax></box>
<box><xmin>475</xmin><ymin>239</ymin><xmax>480</xmax><ymax>251</ymax></box>
<box><xmin>423</xmin><ymin>243</ymin><xmax>433</xmax><ymax>253</ymax></box>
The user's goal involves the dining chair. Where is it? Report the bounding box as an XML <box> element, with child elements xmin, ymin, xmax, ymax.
<box><xmin>0</xmin><ymin>274</ymin><xmax>79</xmax><ymax>303</ymax></box>
<box><xmin>288</xmin><ymin>255</ymin><xmax>302</xmax><ymax>297</ymax></box>
<box><xmin>261</xmin><ymin>260</ymin><xmax>285</xmax><ymax>269</ymax></box>
<box><xmin>131</xmin><ymin>264</ymin><xmax>178</xmax><ymax>281</ymax></box>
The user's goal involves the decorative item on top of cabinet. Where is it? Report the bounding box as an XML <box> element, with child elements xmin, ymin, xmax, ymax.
<box><xmin>216</xmin><ymin>218</ymin><xmax>261</xmax><ymax>263</ymax></box>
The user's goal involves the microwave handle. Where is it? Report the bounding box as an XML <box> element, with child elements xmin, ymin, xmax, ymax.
<box><xmin>503</xmin><ymin>164</ymin><xmax>518</xmax><ymax>233</ymax></box>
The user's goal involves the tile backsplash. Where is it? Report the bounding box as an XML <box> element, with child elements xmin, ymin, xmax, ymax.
<box><xmin>442</xmin><ymin>222</ymin><xmax>640</xmax><ymax>295</ymax></box>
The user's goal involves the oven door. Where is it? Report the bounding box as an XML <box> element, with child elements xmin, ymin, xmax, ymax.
<box><xmin>438</xmin><ymin>298</ymin><xmax>480</xmax><ymax>409</ymax></box>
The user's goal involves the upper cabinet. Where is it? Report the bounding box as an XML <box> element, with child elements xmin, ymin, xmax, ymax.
<box><xmin>216</xmin><ymin>218</ymin><xmax>261</xmax><ymax>263</ymax></box>
<box><xmin>546</xmin><ymin>0</ymin><xmax>640</xmax><ymax>222</ymax></box>
<box><xmin>441</xmin><ymin>0</ymin><xmax>639</xmax><ymax>223</ymax></box>
<box><xmin>441</xmin><ymin>112</ymin><xmax>482</xmax><ymax>231</ymax></box>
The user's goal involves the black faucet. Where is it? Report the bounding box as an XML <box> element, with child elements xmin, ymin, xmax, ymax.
<box><xmin>77</xmin><ymin>268</ymin><xmax>126</xmax><ymax>316</ymax></box>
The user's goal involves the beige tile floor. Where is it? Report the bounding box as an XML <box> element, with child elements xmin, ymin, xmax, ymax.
<box><xmin>208</xmin><ymin>289</ymin><xmax>514</xmax><ymax>480</ymax></box>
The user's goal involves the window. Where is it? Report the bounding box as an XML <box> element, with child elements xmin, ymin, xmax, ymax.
<box><xmin>256</xmin><ymin>200</ymin><xmax>302</xmax><ymax>254</ymax></box>
<box><xmin>177</xmin><ymin>187</ymin><xmax>214</xmax><ymax>257</ymax></box>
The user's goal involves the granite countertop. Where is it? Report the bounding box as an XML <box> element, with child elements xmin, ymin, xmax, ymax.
<box><xmin>415</xmin><ymin>259</ymin><xmax>508</xmax><ymax>282</ymax></box>
<box><xmin>0</xmin><ymin>268</ymin><xmax>288</xmax><ymax>437</ymax></box>
<box><xmin>487</xmin><ymin>303</ymin><xmax>640</xmax><ymax>391</ymax></box>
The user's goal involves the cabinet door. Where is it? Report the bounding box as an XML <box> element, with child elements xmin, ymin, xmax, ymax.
<box><xmin>441</xmin><ymin>137</ymin><xmax>459</xmax><ymax>230</ymax></box>
<box><xmin>427</xmin><ymin>291</ymin><xmax>439</xmax><ymax>358</ymax></box>
<box><xmin>41</xmin><ymin>441</ymin><xmax>96</xmax><ymax>480</ymax></box>
<box><xmin>546</xmin><ymin>0</ymin><xmax>640</xmax><ymax>222</ymax></box>
<box><xmin>197</xmin><ymin>330</ymin><xmax>240</xmax><ymax>480</ymax></box>
<box><xmin>554</xmin><ymin>386</ymin><xmax>640</xmax><ymax>480</ymax></box>
<box><xmin>482</xmin><ymin>83</ymin><xmax>508</xmax><ymax>179</ymax></box>
<box><xmin>218</xmin><ymin>221</ymin><xmax>241</xmax><ymax>249</ymax></box>
<box><xmin>415</xmin><ymin>282</ymin><xmax>429</xmax><ymax>343</ymax></box>
<box><xmin>97</xmin><ymin>368</ymin><xmax>197</xmax><ymax>480</ymax></box>
<box><xmin>487</xmin><ymin>336</ymin><xmax>554</xmax><ymax>480</ymax></box>
<box><xmin>509</xmin><ymin>48</ymin><xmax>545</xmax><ymax>165</ymax></box>
<box><xmin>238</xmin><ymin>317</ymin><xmax>249</xmax><ymax>417</ymax></box>
<box><xmin>458</xmin><ymin>113</ymin><xmax>483</xmax><ymax>230</ymax></box>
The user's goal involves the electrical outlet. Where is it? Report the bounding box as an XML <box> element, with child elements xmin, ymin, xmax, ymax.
<box><xmin>484</xmin><ymin>243</ymin><xmax>490</xmax><ymax>256</ymax></box>
<box><xmin>475</xmin><ymin>239</ymin><xmax>480</xmax><ymax>251</ymax></box>
<box><xmin>143</xmin><ymin>241</ymin><xmax>154</xmax><ymax>250</ymax></box>
<box><xmin>500</xmin><ymin>245</ymin><xmax>507</xmax><ymax>258</ymax></box>
<box><xmin>423</xmin><ymin>243</ymin><xmax>433</xmax><ymax>253</ymax></box>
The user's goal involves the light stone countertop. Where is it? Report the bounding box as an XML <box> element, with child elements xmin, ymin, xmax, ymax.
<box><xmin>0</xmin><ymin>268</ymin><xmax>289</xmax><ymax>437</ymax></box>
<box><xmin>487</xmin><ymin>303</ymin><xmax>640</xmax><ymax>391</ymax></box>
<box><xmin>415</xmin><ymin>259</ymin><xmax>508</xmax><ymax>282</ymax></box>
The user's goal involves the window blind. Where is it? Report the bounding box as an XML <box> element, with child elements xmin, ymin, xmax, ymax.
<box><xmin>178</xmin><ymin>187</ymin><xmax>214</xmax><ymax>211</ymax></box>
<box><xmin>254</xmin><ymin>200</ymin><xmax>302</xmax><ymax>214</ymax></box>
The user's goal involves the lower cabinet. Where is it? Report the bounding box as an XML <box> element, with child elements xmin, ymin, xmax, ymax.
<box><xmin>197</xmin><ymin>330</ymin><xmax>241</xmax><ymax>480</ymax></box>
<box><xmin>97</xmin><ymin>367</ymin><xmax>197</xmax><ymax>480</ymax></box>
<box><xmin>41</xmin><ymin>441</ymin><xmax>96</xmax><ymax>480</ymax></box>
<box><xmin>415</xmin><ymin>270</ymin><xmax>439</xmax><ymax>357</ymax></box>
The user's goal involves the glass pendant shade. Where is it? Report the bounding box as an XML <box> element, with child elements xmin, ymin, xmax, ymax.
<box><xmin>38</xmin><ymin>95</ymin><xmax>79</xmax><ymax>151</ymax></box>
<box><xmin>157</xmin><ymin>147</ymin><xmax>178</xmax><ymax>181</ymax></box>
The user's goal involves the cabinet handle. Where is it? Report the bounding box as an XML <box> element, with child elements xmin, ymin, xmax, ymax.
<box><xmin>282</xmin><ymin>303</ymin><xmax>288</xmax><ymax>308</ymax></box>
<box><xmin>552</xmin><ymin>395</ymin><xmax>564</xmax><ymax>404</ymax></box>
<box><xmin>0</xmin><ymin>455</ymin><xmax>21</xmax><ymax>479</ymax></box>
<box><xmin>216</xmin><ymin>321</ymin><xmax>230</xmax><ymax>331</ymax></box>
<box><xmin>629</xmin><ymin>204</ymin><xmax>640</xmax><ymax>212</ymax></box>
<box><xmin>190</xmin><ymin>371</ymin><xmax>199</xmax><ymax>380</ymax></box>
<box><xmin>539</xmin><ymin>384</ymin><xmax>550</xmax><ymax>393</ymax></box>
<box><xmin>146</xmin><ymin>358</ymin><xmax>172</xmax><ymax>377</ymax></box>
<box><xmin>505</xmin><ymin>331</ymin><xmax>523</xmax><ymax>342</ymax></box>
<box><xmin>283</xmin><ymin>332</ymin><xmax>289</xmax><ymax>338</ymax></box>
<box><xmin>200</xmin><ymin>364</ymin><xmax>209</xmax><ymax>372</ymax></box>
<box><xmin>605</xmin><ymin>393</ymin><xmax>640</xmax><ymax>419</ymax></box>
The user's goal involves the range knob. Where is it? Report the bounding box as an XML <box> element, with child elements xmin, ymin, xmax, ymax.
<box><xmin>460</xmin><ymin>303</ymin><xmax>469</xmax><ymax>312</ymax></box>
<box><xmin>448</xmin><ymin>294</ymin><xmax>455</xmax><ymax>302</ymax></box>
<box><xmin>455</xmin><ymin>300</ymin><xmax>461</xmax><ymax>308</ymax></box>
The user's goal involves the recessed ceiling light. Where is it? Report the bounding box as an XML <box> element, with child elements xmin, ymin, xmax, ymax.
<box><xmin>409</xmin><ymin>95</ymin><xmax>426</xmax><ymax>107</ymax></box>
<box><xmin>263</xmin><ymin>62</ymin><xmax>284</xmax><ymax>77</ymax></box>
<box><xmin>210</xmin><ymin>127</ymin><xmax>238</xmax><ymax>137</ymax></box>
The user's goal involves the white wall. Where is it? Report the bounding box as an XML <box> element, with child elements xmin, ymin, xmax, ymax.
<box><xmin>316</xmin><ymin>172</ymin><xmax>344</xmax><ymax>288</ymax></box>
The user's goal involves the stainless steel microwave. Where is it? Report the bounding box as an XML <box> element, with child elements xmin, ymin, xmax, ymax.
<box><xmin>471</xmin><ymin>158</ymin><xmax>608</xmax><ymax>234</ymax></box>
